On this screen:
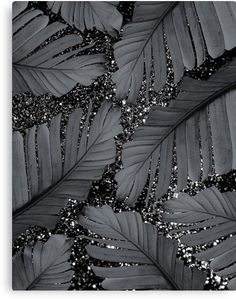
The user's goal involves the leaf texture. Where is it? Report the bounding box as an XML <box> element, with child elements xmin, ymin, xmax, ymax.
<box><xmin>163</xmin><ymin>187</ymin><xmax>236</xmax><ymax>288</ymax></box>
<box><xmin>79</xmin><ymin>205</ymin><xmax>206</xmax><ymax>290</ymax></box>
<box><xmin>47</xmin><ymin>1</ymin><xmax>122</xmax><ymax>35</ymax></box>
<box><xmin>13</xmin><ymin>102</ymin><xmax>122</xmax><ymax>239</ymax></box>
<box><xmin>115</xmin><ymin>58</ymin><xmax>236</xmax><ymax>206</ymax></box>
<box><xmin>12</xmin><ymin>234</ymin><xmax>73</xmax><ymax>290</ymax></box>
<box><xmin>12</xmin><ymin>7</ymin><xmax>105</xmax><ymax>97</ymax></box>
<box><xmin>12</xmin><ymin>1</ymin><xmax>28</xmax><ymax>18</ymax></box>
<box><xmin>112</xmin><ymin>1</ymin><xmax>236</xmax><ymax>103</ymax></box>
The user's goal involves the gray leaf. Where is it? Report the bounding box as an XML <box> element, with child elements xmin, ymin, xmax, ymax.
<box><xmin>115</xmin><ymin>58</ymin><xmax>236</xmax><ymax>205</ymax></box>
<box><xmin>163</xmin><ymin>186</ymin><xmax>236</xmax><ymax>288</ymax></box>
<box><xmin>79</xmin><ymin>205</ymin><xmax>206</xmax><ymax>290</ymax></box>
<box><xmin>112</xmin><ymin>1</ymin><xmax>236</xmax><ymax>103</ymax></box>
<box><xmin>13</xmin><ymin>102</ymin><xmax>122</xmax><ymax>239</ymax></box>
<box><xmin>48</xmin><ymin>1</ymin><xmax>122</xmax><ymax>35</ymax></box>
<box><xmin>12</xmin><ymin>234</ymin><xmax>73</xmax><ymax>290</ymax></box>
<box><xmin>12</xmin><ymin>8</ymin><xmax>105</xmax><ymax>97</ymax></box>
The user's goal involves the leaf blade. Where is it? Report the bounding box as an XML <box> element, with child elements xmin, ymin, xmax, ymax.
<box><xmin>115</xmin><ymin>59</ymin><xmax>236</xmax><ymax>205</ymax></box>
<box><xmin>163</xmin><ymin>187</ymin><xmax>236</xmax><ymax>283</ymax></box>
<box><xmin>12</xmin><ymin>235</ymin><xmax>73</xmax><ymax>290</ymax></box>
<box><xmin>13</xmin><ymin>103</ymin><xmax>122</xmax><ymax>239</ymax></box>
<box><xmin>79</xmin><ymin>205</ymin><xmax>206</xmax><ymax>290</ymax></box>
<box><xmin>12</xmin><ymin>8</ymin><xmax>105</xmax><ymax>97</ymax></box>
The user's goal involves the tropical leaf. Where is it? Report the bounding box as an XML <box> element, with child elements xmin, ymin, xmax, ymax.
<box><xmin>12</xmin><ymin>234</ymin><xmax>73</xmax><ymax>290</ymax></box>
<box><xmin>12</xmin><ymin>1</ymin><xmax>28</xmax><ymax>18</ymax></box>
<box><xmin>163</xmin><ymin>187</ymin><xmax>236</xmax><ymax>289</ymax></box>
<box><xmin>47</xmin><ymin>1</ymin><xmax>122</xmax><ymax>35</ymax></box>
<box><xmin>12</xmin><ymin>6</ymin><xmax>105</xmax><ymax>97</ymax></box>
<box><xmin>112</xmin><ymin>1</ymin><xmax>236</xmax><ymax>103</ymax></box>
<box><xmin>115</xmin><ymin>58</ymin><xmax>236</xmax><ymax>206</ymax></box>
<box><xmin>79</xmin><ymin>205</ymin><xmax>207</xmax><ymax>290</ymax></box>
<box><xmin>13</xmin><ymin>102</ymin><xmax>122</xmax><ymax>239</ymax></box>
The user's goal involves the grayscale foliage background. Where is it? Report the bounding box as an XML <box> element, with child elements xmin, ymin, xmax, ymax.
<box><xmin>12</xmin><ymin>1</ymin><xmax>236</xmax><ymax>291</ymax></box>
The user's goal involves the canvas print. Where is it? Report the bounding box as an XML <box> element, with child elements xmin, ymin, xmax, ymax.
<box><xmin>12</xmin><ymin>1</ymin><xmax>236</xmax><ymax>290</ymax></box>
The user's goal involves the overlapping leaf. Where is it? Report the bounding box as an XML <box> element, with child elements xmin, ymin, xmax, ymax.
<box><xmin>13</xmin><ymin>234</ymin><xmax>73</xmax><ymax>290</ymax></box>
<box><xmin>79</xmin><ymin>205</ymin><xmax>206</xmax><ymax>290</ymax></box>
<box><xmin>163</xmin><ymin>187</ymin><xmax>236</xmax><ymax>289</ymax></box>
<box><xmin>115</xmin><ymin>58</ymin><xmax>236</xmax><ymax>206</ymax></box>
<box><xmin>12</xmin><ymin>5</ymin><xmax>105</xmax><ymax>97</ymax></box>
<box><xmin>47</xmin><ymin>1</ymin><xmax>122</xmax><ymax>35</ymax></box>
<box><xmin>112</xmin><ymin>1</ymin><xmax>236</xmax><ymax>103</ymax></box>
<box><xmin>13</xmin><ymin>102</ymin><xmax>122</xmax><ymax>239</ymax></box>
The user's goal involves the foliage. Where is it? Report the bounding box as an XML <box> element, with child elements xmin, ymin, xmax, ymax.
<box><xmin>113</xmin><ymin>1</ymin><xmax>236</xmax><ymax>103</ymax></box>
<box><xmin>13</xmin><ymin>234</ymin><xmax>73</xmax><ymax>290</ymax></box>
<box><xmin>163</xmin><ymin>187</ymin><xmax>236</xmax><ymax>289</ymax></box>
<box><xmin>47</xmin><ymin>1</ymin><xmax>122</xmax><ymax>34</ymax></box>
<box><xmin>12</xmin><ymin>1</ymin><xmax>236</xmax><ymax>290</ymax></box>
<box><xmin>79</xmin><ymin>205</ymin><xmax>206</xmax><ymax>290</ymax></box>
<box><xmin>115</xmin><ymin>59</ymin><xmax>236</xmax><ymax>205</ymax></box>
<box><xmin>13</xmin><ymin>102</ymin><xmax>121</xmax><ymax>239</ymax></box>
<box><xmin>13</xmin><ymin>4</ymin><xmax>105</xmax><ymax>96</ymax></box>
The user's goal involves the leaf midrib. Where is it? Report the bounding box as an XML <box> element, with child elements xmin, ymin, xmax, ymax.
<box><xmin>14</xmin><ymin>63</ymin><xmax>81</xmax><ymax>72</ymax></box>
<box><xmin>130</xmin><ymin>80</ymin><xmax>236</xmax><ymax>178</ymax></box>
<box><xmin>170</xmin><ymin>207</ymin><xmax>236</xmax><ymax>223</ymax></box>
